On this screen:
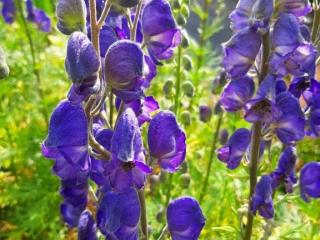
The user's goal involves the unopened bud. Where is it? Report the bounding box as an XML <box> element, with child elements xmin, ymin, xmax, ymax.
<box><xmin>199</xmin><ymin>105</ymin><xmax>212</xmax><ymax>122</ymax></box>
<box><xmin>179</xmin><ymin>173</ymin><xmax>191</xmax><ymax>189</ymax></box>
<box><xmin>180</xmin><ymin>111</ymin><xmax>191</xmax><ymax>126</ymax></box>
<box><xmin>172</xmin><ymin>0</ymin><xmax>181</xmax><ymax>9</ymax></box>
<box><xmin>181</xmin><ymin>33</ymin><xmax>189</xmax><ymax>48</ymax></box>
<box><xmin>183</xmin><ymin>55</ymin><xmax>192</xmax><ymax>71</ymax></box>
<box><xmin>163</xmin><ymin>79</ymin><xmax>174</xmax><ymax>96</ymax></box>
<box><xmin>181</xmin><ymin>4</ymin><xmax>190</xmax><ymax>19</ymax></box>
<box><xmin>181</xmin><ymin>81</ymin><xmax>194</xmax><ymax>97</ymax></box>
<box><xmin>219</xmin><ymin>129</ymin><xmax>229</xmax><ymax>145</ymax></box>
<box><xmin>177</xmin><ymin>14</ymin><xmax>187</xmax><ymax>26</ymax></box>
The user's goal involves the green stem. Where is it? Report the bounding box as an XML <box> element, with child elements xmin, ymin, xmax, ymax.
<box><xmin>138</xmin><ymin>189</ymin><xmax>148</xmax><ymax>240</ymax></box>
<box><xmin>311</xmin><ymin>3</ymin><xmax>320</xmax><ymax>43</ymax></box>
<box><xmin>109</xmin><ymin>92</ymin><xmax>114</xmax><ymax>127</ymax></box>
<box><xmin>199</xmin><ymin>111</ymin><xmax>223</xmax><ymax>204</ymax></box>
<box><xmin>243</xmin><ymin>32</ymin><xmax>270</xmax><ymax>240</ymax></box>
<box><xmin>131</xmin><ymin>0</ymin><xmax>143</xmax><ymax>41</ymax></box>
<box><xmin>157</xmin><ymin>225</ymin><xmax>168</xmax><ymax>240</ymax></box>
<box><xmin>16</xmin><ymin>0</ymin><xmax>49</xmax><ymax>128</ymax></box>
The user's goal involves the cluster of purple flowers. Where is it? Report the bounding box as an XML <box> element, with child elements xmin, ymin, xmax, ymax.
<box><xmin>0</xmin><ymin>0</ymin><xmax>51</xmax><ymax>32</ymax></box>
<box><xmin>217</xmin><ymin>0</ymin><xmax>320</xmax><ymax>219</ymax></box>
<box><xmin>42</xmin><ymin>0</ymin><xmax>205</xmax><ymax>239</ymax></box>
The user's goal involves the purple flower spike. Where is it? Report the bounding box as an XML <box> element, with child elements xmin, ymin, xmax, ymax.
<box><xmin>141</xmin><ymin>0</ymin><xmax>181</xmax><ymax>63</ymax></box>
<box><xmin>229</xmin><ymin>0</ymin><xmax>255</xmax><ymax>31</ymax></box>
<box><xmin>220</xmin><ymin>76</ymin><xmax>255</xmax><ymax>112</ymax></box>
<box><xmin>300</xmin><ymin>162</ymin><xmax>320</xmax><ymax>202</ymax></box>
<box><xmin>26</xmin><ymin>0</ymin><xmax>51</xmax><ymax>32</ymax></box>
<box><xmin>1</xmin><ymin>0</ymin><xmax>15</xmax><ymax>23</ymax></box>
<box><xmin>167</xmin><ymin>197</ymin><xmax>205</xmax><ymax>240</ymax></box>
<box><xmin>217</xmin><ymin>128</ymin><xmax>251</xmax><ymax>169</ymax></box>
<box><xmin>148</xmin><ymin>111</ymin><xmax>186</xmax><ymax>172</ymax></box>
<box><xmin>251</xmin><ymin>175</ymin><xmax>274</xmax><ymax>219</ymax></box>
<box><xmin>273</xmin><ymin>92</ymin><xmax>305</xmax><ymax>144</ymax></box>
<box><xmin>270</xmin><ymin>146</ymin><xmax>297</xmax><ymax>193</ymax></box>
<box><xmin>97</xmin><ymin>188</ymin><xmax>140</xmax><ymax>239</ymax></box>
<box><xmin>78</xmin><ymin>210</ymin><xmax>98</xmax><ymax>240</ymax></box>
<box><xmin>42</xmin><ymin>100</ymin><xmax>89</xmax><ymax>180</ymax></box>
<box><xmin>222</xmin><ymin>27</ymin><xmax>261</xmax><ymax>79</ymax></box>
<box><xmin>276</xmin><ymin>0</ymin><xmax>312</xmax><ymax>17</ymax></box>
<box><xmin>65</xmin><ymin>32</ymin><xmax>100</xmax><ymax>85</ymax></box>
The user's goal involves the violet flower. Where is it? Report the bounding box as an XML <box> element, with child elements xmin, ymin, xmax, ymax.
<box><xmin>78</xmin><ymin>210</ymin><xmax>98</xmax><ymax>240</ymax></box>
<box><xmin>1</xmin><ymin>0</ymin><xmax>15</xmax><ymax>23</ymax></box>
<box><xmin>229</xmin><ymin>0</ymin><xmax>255</xmax><ymax>31</ymax></box>
<box><xmin>276</xmin><ymin>0</ymin><xmax>312</xmax><ymax>17</ymax></box>
<box><xmin>199</xmin><ymin>105</ymin><xmax>212</xmax><ymax>122</ymax></box>
<box><xmin>25</xmin><ymin>0</ymin><xmax>51</xmax><ymax>32</ymax></box>
<box><xmin>217</xmin><ymin>128</ymin><xmax>251</xmax><ymax>169</ymax></box>
<box><xmin>141</xmin><ymin>0</ymin><xmax>181</xmax><ymax>64</ymax></box>
<box><xmin>251</xmin><ymin>175</ymin><xmax>274</xmax><ymax>219</ymax></box>
<box><xmin>308</xmin><ymin>93</ymin><xmax>320</xmax><ymax>137</ymax></box>
<box><xmin>148</xmin><ymin>111</ymin><xmax>186</xmax><ymax>172</ymax></box>
<box><xmin>167</xmin><ymin>197</ymin><xmax>205</xmax><ymax>240</ymax></box>
<box><xmin>300</xmin><ymin>162</ymin><xmax>320</xmax><ymax>202</ymax></box>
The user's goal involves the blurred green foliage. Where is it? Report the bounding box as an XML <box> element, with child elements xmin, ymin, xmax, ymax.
<box><xmin>0</xmin><ymin>0</ymin><xmax>320</xmax><ymax>239</ymax></box>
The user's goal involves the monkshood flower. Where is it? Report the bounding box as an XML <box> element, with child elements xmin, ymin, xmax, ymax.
<box><xmin>251</xmin><ymin>175</ymin><xmax>274</xmax><ymax>219</ymax></box>
<box><xmin>148</xmin><ymin>111</ymin><xmax>186</xmax><ymax>172</ymax></box>
<box><xmin>270</xmin><ymin>146</ymin><xmax>297</xmax><ymax>193</ymax></box>
<box><xmin>141</xmin><ymin>0</ymin><xmax>181</xmax><ymax>64</ymax></box>
<box><xmin>60</xmin><ymin>179</ymin><xmax>88</xmax><ymax>227</ymax></box>
<box><xmin>105</xmin><ymin>40</ymin><xmax>150</xmax><ymax>102</ymax></box>
<box><xmin>308</xmin><ymin>94</ymin><xmax>320</xmax><ymax>137</ymax></box>
<box><xmin>25</xmin><ymin>0</ymin><xmax>51</xmax><ymax>32</ymax></box>
<box><xmin>272</xmin><ymin>92</ymin><xmax>305</xmax><ymax>144</ymax></box>
<box><xmin>217</xmin><ymin>128</ymin><xmax>251</xmax><ymax>169</ymax></box>
<box><xmin>78</xmin><ymin>210</ymin><xmax>98</xmax><ymax>240</ymax></box>
<box><xmin>96</xmin><ymin>25</ymin><xmax>118</xmax><ymax>58</ymax></box>
<box><xmin>229</xmin><ymin>0</ymin><xmax>255</xmax><ymax>31</ymax></box>
<box><xmin>222</xmin><ymin>27</ymin><xmax>261</xmax><ymax>79</ymax></box>
<box><xmin>167</xmin><ymin>197</ymin><xmax>205</xmax><ymax>240</ymax></box>
<box><xmin>288</xmin><ymin>76</ymin><xmax>311</xmax><ymax>99</ymax></box>
<box><xmin>303</xmin><ymin>79</ymin><xmax>320</xmax><ymax>106</ymax></box>
<box><xmin>56</xmin><ymin>0</ymin><xmax>87</xmax><ymax>35</ymax></box>
<box><xmin>275</xmin><ymin>0</ymin><xmax>312</xmax><ymax>17</ymax></box>
<box><xmin>220</xmin><ymin>75</ymin><xmax>255</xmax><ymax>112</ymax></box>
<box><xmin>65</xmin><ymin>32</ymin><xmax>100</xmax><ymax>84</ymax></box>
<box><xmin>199</xmin><ymin>105</ymin><xmax>212</xmax><ymax>123</ymax></box>
<box><xmin>300</xmin><ymin>162</ymin><xmax>320</xmax><ymax>202</ymax></box>
<box><xmin>107</xmin><ymin>108</ymin><xmax>151</xmax><ymax>191</ymax></box>
<box><xmin>97</xmin><ymin>186</ymin><xmax>140</xmax><ymax>239</ymax></box>
<box><xmin>41</xmin><ymin>100</ymin><xmax>90</xmax><ymax>181</ymax></box>
<box><xmin>250</xmin><ymin>0</ymin><xmax>274</xmax><ymax>31</ymax></box>
<box><xmin>1</xmin><ymin>0</ymin><xmax>15</xmax><ymax>23</ymax></box>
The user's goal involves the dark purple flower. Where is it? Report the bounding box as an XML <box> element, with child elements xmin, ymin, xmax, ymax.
<box><xmin>199</xmin><ymin>105</ymin><xmax>212</xmax><ymax>122</ymax></box>
<box><xmin>308</xmin><ymin>93</ymin><xmax>320</xmax><ymax>137</ymax></box>
<box><xmin>78</xmin><ymin>210</ymin><xmax>98</xmax><ymax>240</ymax></box>
<box><xmin>97</xmin><ymin>187</ymin><xmax>140</xmax><ymax>239</ymax></box>
<box><xmin>229</xmin><ymin>0</ymin><xmax>255</xmax><ymax>31</ymax></box>
<box><xmin>217</xmin><ymin>128</ymin><xmax>251</xmax><ymax>169</ymax></box>
<box><xmin>141</xmin><ymin>0</ymin><xmax>181</xmax><ymax>63</ymax></box>
<box><xmin>300</xmin><ymin>162</ymin><xmax>320</xmax><ymax>202</ymax></box>
<box><xmin>56</xmin><ymin>0</ymin><xmax>87</xmax><ymax>35</ymax></box>
<box><xmin>42</xmin><ymin>100</ymin><xmax>89</xmax><ymax>181</ymax></box>
<box><xmin>251</xmin><ymin>0</ymin><xmax>274</xmax><ymax>31</ymax></box>
<box><xmin>26</xmin><ymin>0</ymin><xmax>51</xmax><ymax>32</ymax></box>
<box><xmin>273</xmin><ymin>92</ymin><xmax>305</xmax><ymax>144</ymax></box>
<box><xmin>148</xmin><ymin>111</ymin><xmax>186</xmax><ymax>172</ymax></box>
<box><xmin>276</xmin><ymin>0</ymin><xmax>312</xmax><ymax>17</ymax></box>
<box><xmin>65</xmin><ymin>32</ymin><xmax>100</xmax><ymax>85</ymax></box>
<box><xmin>220</xmin><ymin>76</ymin><xmax>255</xmax><ymax>112</ymax></box>
<box><xmin>303</xmin><ymin>79</ymin><xmax>320</xmax><ymax>106</ymax></box>
<box><xmin>222</xmin><ymin>27</ymin><xmax>261</xmax><ymax>78</ymax></box>
<box><xmin>60</xmin><ymin>180</ymin><xmax>88</xmax><ymax>227</ymax></box>
<box><xmin>251</xmin><ymin>175</ymin><xmax>274</xmax><ymax>219</ymax></box>
<box><xmin>270</xmin><ymin>146</ymin><xmax>297</xmax><ymax>193</ymax></box>
<box><xmin>67</xmin><ymin>76</ymin><xmax>100</xmax><ymax>104</ymax></box>
<box><xmin>1</xmin><ymin>0</ymin><xmax>15</xmax><ymax>24</ymax></box>
<box><xmin>167</xmin><ymin>197</ymin><xmax>205</xmax><ymax>240</ymax></box>
<box><xmin>288</xmin><ymin>76</ymin><xmax>310</xmax><ymax>99</ymax></box>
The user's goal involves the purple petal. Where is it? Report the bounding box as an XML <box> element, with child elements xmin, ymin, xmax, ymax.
<box><xmin>1</xmin><ymin>0</ymin><xmax>15</xmax><ymax>24</ymax></box>
<box><xmin>78</xmin><ymin>210</ymin><xmax>98</xmax><ymax>240</ymax></box>
<box><xmin>300</xmin><ymin>162</ymin><xmax>320</xmax><ymax>202</ymax></box>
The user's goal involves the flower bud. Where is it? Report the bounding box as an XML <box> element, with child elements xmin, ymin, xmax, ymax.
<box><xmin>114</xmin><ymin>0</ymin><xmax>139</xmax><ymax>8</ymax></box>
<box><xmin>0</xmin><ymin>47</ymin><xmax>9</xmax><ymax>80</ymax></box>
<box><xmin>56</xmin><ymin>0</ymin><xmax>87</xmax><ymax>35</ymax></box>
<box><xmin>163</xmin><ymin>79</ymin><xmax>174</xmax><ymax>96</ymax></box>
<box><xmin>199</xmin><ymin>105</ymin><xmax>212</xmax><ymax>122</ymax></box>
<box><xmin>176</xmin><ymin>14</ymin><xmax>187</xmax><ymax>26</ymax></box>
<box><xmin>219</xmin><ymin>129</ymin><xmax>229</xmax><ymax>145</ymax></box>
<box><xmin>183</xmin><ymin>55</ymin><xmax>192</xmax><ymax>71</ymax></box>
<box><xmin>181</xmin><ymin>4</ymin><xmax>190</xmax><ymax>19</ymax></box>
<box><xmin>180</xmin><ymin>111</ymin><xmax>191</xmax><ymax>127</ymax></box>
<box><xmin>172</xmin><ymin>0</ymin><xmax>181</xmax><ymax>9</ymax></box>
<box><xmin>181</xmin><ymin>33</ymin><xmax>189</xmax><ymax>48</ymax></box>
<box><xmin>179</xmin><ymin>161</ymin><xmax>188</xmax><ymax>173</ymax></box>
<box><xmin>213</xmin><ymin>101</ymin><xmax>222</xmax><ymax>115</ymax></box>
<box><xmin>179</xmin><ymin>173</ymin><xmax>191</xmax><ymax>189</ymax></box>
<box><xmin>181</xmin><ymin>81</ymin><xmax>194</xmax><ymax>97</ymax></box>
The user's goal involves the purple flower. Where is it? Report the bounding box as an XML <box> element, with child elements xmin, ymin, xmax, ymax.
<box><xmin>272</xmin><ymin>92</ymin><xmax>305</xmax><ymax>144</ymax></box>
<box><xmin>148</xmin><ymin>111</ymin><xmax>186</xmax><ymax>172</ymax></box>
<box><xmin>56</xmin><ymin>0</ymin><xmax>87</xmax><ymax>35</ymax></box>
<box><xmin>67</xmin><ymin>78</ymin><xmax>100</xmax><ymax>104</ymax></box>
<box><xmin>1</xmin><ymin>0</ymin><xmax>15</xmax><ymax>24</ymax></box>
<box><xmin>78</xmin><ymin>210</ymin><xmax>98</xmax><ymax>240</ymax></box>
<box><xmin>276</xmin><ymin>0</ymin><xmax>312</xmax><ymax>17</ymax></box>
<box><xmin>300</xmin><ymin>162</ymin><xmax>320</xmax><ymax>202</ymax></box>
<box><xmin>60</xmin><ymin>180</ymin><xmax>88</xmax><ymax>227</ymax></box>
<box><xmin>97</xmin><ymin>187</ymin><xmax>140</xmax><ymax>239</ymax></box>
<box><xmin>308</xmin><ymin>93</ymin><xmax>320</xmax><ymax>137</ymax></box>
<box><xmin>199</xmin><ymin>105</ymin><xmax>212</xmax><ymax>122</ymax></box>
<box><xmin>288</xmin><ymin>76</ymin><xmax>311</xmax><ymax>99</ymax></box>
<box><xmin>220</xmin><ymin>76</ymin><xmax>255</xmax><ymax>112</ymax></box>
<box><xmin>251</xmin><ymin>175</ymin><xmax>274</xmax><ymax>219</ymax></box>
<box><xmin>167</xmin><ymin>197</ymin><xmax>205</xmax><ymax>240</ymax></box>
<box><xmin>65</xmin><ymin>32</ymin><xmax>100</xmax><ymax>85</ymax></box>
<box><xmin>270</xmin><ymin>146</ymin><xmax>297</xmax><ymax>193</ymax></box>
<box><xmin>105</xmin><ymin>40</ymin><xmax>148</xmax><ymax>101</ymax></box>
<box><xmin>107</xmin><ymin>108</ymin><xmax>151</xmax><ymax>191</ymax></box>
<box><xmin>26</xmin><ymin>0</ymin><xmax>51</xmax><ymax>32</ymax></box>
<box><xmin>217</xmin><ymin>128</ymin><xmax>251</xmax><ymax>169</ymax></box>
<box><xmin>251</xmin><ymin>0</ymin><xmax>274</xmax><ymax>31</ymax></box>
<box><xmin>229</xmin><ymin>0</ymin><xmax>255</xmax><ymax>31</ymax></box>
<box><xmin>42</xmin><ymin>100</ymin><xmax>89</xmax><ymax>181</ymax></box>
<box><xmin>222</xmin><ymin>27</ymin><xmax>261</xmax><ymax>79</ymax></box>
<box><xmin>141</xmin><ymin>0</ymin><xmax>181</xmax><ymax>63</ymax></box>
<box><xmin>115</xmin><ymin>0</ymin><xmax>139</xmax><ymax>8</ymax></box>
